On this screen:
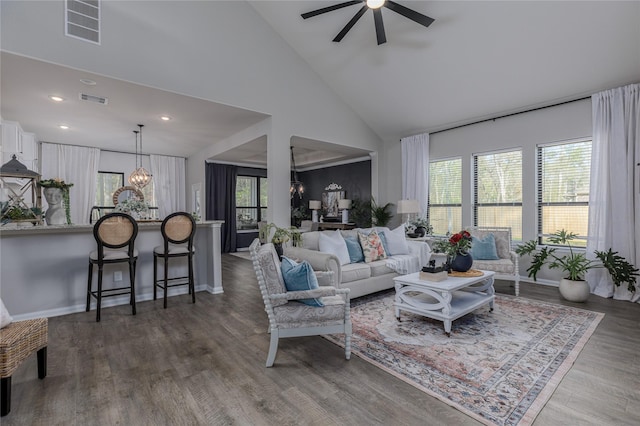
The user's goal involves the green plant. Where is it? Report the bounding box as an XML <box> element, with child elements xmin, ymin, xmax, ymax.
<box><xmin>409</xmin><ymin>216</ymin><xmax>433</xmax><ymax>235</ymax></box>
<box><xmin>516</xmin><ymin>229</ymin><xmax>639</xmax><ymax>292</ymax></box>
<box><xmin>431</xmin><ymin>230</ymin><xmax>472</xmax><ymax>259</ymax></box>
<box><xmin>258</xmin><ymin>222</ymin><xmax>302</xmax><ymax>247</ymax></box>
<box><xmin>370</xmin><ymin>197</ymin><xmax>394</xmax><ymax>227</ymax></box>
<box><xmin>349</xmin><ymin>197</ymin><xmax>372</xmax><ymax>228</ymax></box>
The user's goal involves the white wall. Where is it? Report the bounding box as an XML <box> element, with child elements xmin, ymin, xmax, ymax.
<box><xmin>427</xmin><ymin>98</ymin><xmax>592</xmax><ymax>283</ymax></box>
<box><xmin>1</xmin><ymin>1</ymin><xmax>385</xmax><ymax>226</ymax></box>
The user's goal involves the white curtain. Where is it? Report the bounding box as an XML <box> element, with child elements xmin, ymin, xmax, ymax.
<box><xmin>587</xmin><ymin>83</ymin><xmax>639</xmax><ymax>302</ymax></box>
<box><xmin>150</xmin><ymin>154</ymin><xmax>186</xmax><ymax>218</ymax></box>
<box><xmin>401</xmin><ymin>133</ymin><xmax>430</xmax><ymax>215</ymax></box>
<box><xmin>40</xmin><ymin>143</ymin><xmax>100</xmax><ymax>225</ymax></box>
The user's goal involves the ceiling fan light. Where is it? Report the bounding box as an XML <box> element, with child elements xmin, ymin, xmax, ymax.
<box><xmin>367</xmin><ymin>0</ymin><xmax>385</xmax><ymax>9</ymax></box>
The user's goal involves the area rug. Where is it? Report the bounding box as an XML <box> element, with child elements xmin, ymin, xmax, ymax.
<box><xmin>324</xmin><ymin>291</ymin><xmax>604</xmax><ymax>426</ymax></box>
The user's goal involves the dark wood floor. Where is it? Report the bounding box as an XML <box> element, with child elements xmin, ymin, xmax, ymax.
<box><xmin>4</xmin><ymin>255</ymin><xmax>640</xmax><ymax>425</ymax></box>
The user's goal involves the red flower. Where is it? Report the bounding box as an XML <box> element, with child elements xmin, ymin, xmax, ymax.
<box><xmin>450</xmin><ymin>234</ymin><xmax>462</xmax><ymax>244</ymax></box>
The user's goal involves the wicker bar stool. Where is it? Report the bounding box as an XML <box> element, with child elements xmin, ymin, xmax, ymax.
<box><xmin>0</xmin><ymin>318</ymin><xmax>48</xmax><ymax>416</ymax></box>
<box><xmin>153</xmin><ymin>212</ymin><xmax>196</xmax><ymax>308</ymax></box>
<box><xmin>87</xmin><ymin>213</ymin><xmax>139</xmax><ymax>322</ymax></box>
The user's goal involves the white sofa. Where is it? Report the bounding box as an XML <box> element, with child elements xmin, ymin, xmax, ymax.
<box><xmin>283</xmin><ymin>227</ymin><xmax>430</xmax><ymax>299</ymax></box>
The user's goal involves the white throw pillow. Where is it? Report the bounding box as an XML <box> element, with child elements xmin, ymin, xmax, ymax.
<box><xmin>318</xmin><ymin>230</ymin><xmax>351</xmax><ymax>266</ymax></box>
<box><xmin>0</xmin><ymin>298</ymin><xmax>13</xmax><ymax>329</ymax></box>
<box><xmin>384</xmin><ymin>225</ymin><xmax>410</xmax><ymax>255</ymax></box>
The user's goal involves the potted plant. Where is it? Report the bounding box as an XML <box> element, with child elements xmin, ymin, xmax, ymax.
<box><xmin>370</xmin><ymin>197</ymin><xmax>394</xmax><ymax>227</ymax></box>
<box><xmin>516</xmin><ymin>229</ymin><xmax>639</xmax><ymax>302</ymax></box>
<box><xmin>432</xmin><ymin>230</ymin><xmax>474</xmax><ymax>272</ymax></box>
<box><xmin>258</xmin><ymin>222</ymin><xmax>302</xmax><ymax>258</ymax></box>
<box><xmin>39</xmin><ymin>178</ymin><xmax>74</xmax><ymax>225</ymax></box>
<box><xmin>409</xmin><ymin>216</ymin><xmax>433</xmax><ymax>237</ymax></box>
<box><xmin>115</xmin><ymin>198</ymin><xmax>151</xmax><ymax>220</ymax></box>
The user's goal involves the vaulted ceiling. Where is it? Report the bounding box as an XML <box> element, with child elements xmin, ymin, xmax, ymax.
<box><xmin>1</xmin><ymin>1</ymin><xmax>638</xmax><ymax>166</ymax></box>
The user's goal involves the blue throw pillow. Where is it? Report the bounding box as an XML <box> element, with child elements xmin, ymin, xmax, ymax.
<box><xmin>470</xmin><ymin>233</ymin><xmax>499</xmax><ymax>260</ymax></box>
<box><xmin>377</xmin><ymin>232</ymin><xmax>390</xmax><ymax>256</ymax></box>
<box><xmin>280</xmin><ymin>257</ymin><xmax>324</xmax><ymax>307</ymax></box>
<box><xmin>344</xmin><ymin>236</ymin><xmax>364</xmax><ymax>263</ymax></box>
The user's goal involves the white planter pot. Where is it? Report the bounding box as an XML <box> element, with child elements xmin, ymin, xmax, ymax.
<box><xmin>558</xmin><ymin>278</ymin><xmax>590</xmax><ymax>302</ymax></box>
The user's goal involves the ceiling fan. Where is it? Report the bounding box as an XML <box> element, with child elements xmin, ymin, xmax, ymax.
<box><xmin>301</xmin><ymin>0</ymin><xmax>435</xmax><ymax>45</ymax></box>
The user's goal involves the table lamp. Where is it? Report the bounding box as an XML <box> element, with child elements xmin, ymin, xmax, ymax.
<box><xmin>309</xmin><ymin>200</ymin><xmax>321</xmax><ymax>222</ymax></box>
<box><xmin>338</xmin><ymin>199</ymin><xmax>352</xmax><ymax>224</ymax></box>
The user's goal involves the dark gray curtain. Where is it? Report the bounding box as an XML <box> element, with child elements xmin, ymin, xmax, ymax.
<box><xmin>206</xmin><ymin>163</ymin><xmax>237</xmax><ymax>253</ymax></box>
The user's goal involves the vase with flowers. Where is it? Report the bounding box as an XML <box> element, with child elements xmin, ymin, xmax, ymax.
<box><xmin>433</xmin><ymin>230</ymin><xmax>474</xmax><ymax>272</ymax></box>
<box><xmin>115</xmin><ymin>199</ymin><xmax>151</xmax><ymax>220</ymax></box>
<box><xmin>39</xmin><ymin>178</ymin><xmax>74</xmax><ymax>225</ymax></box>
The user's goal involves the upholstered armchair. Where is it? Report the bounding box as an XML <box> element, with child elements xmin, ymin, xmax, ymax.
<box><xmin>249</xmin><ymin>238</ymin><xmax>352</xmax><ymax>367</ymax></box>
<box><xmin>468</xmin><ymin>227</ymin><xmax>520</xmax><ymax>296</ymax></box>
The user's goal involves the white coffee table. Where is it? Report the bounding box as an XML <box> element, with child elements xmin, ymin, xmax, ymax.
<box><xmin>393</xmin><ymin>270</ymin><xmax>495</xmax><ymax>336</ymax></box>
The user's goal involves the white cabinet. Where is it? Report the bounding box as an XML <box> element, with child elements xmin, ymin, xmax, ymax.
<box><xmin>1</xmin><ymin>120</ymin><xmax>38</xmax><ymax>171</ymax></box>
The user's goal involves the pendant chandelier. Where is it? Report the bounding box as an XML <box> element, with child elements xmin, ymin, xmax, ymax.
<box><xmin>289</xmin><ymin>146</ymin><xmax>304</xmax><ymax>199</ymax></box>
<box><xmin>128</xmin><ymin>124</ymin><xmax>152</xmax><ymax>189</ymax></box>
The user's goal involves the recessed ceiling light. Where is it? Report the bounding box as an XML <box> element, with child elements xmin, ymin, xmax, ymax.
<box><xmin>80</xmin><ymin>78</ymin><xmax>96</xmax><ymax>86</ymax></box>
<box><xmin>49</xmin><ymin>95</ymin><xmax>64</xmax><ymax>102</ymax></box>
<box><xmin>160</xmin><ymin>115</ymin><xmax>172</xmax><ymax>121</ymax></box>
<box><xmin>59</xmin><ymin>125</ymin><xmax>69</xmax><ymax>130</ymax></box>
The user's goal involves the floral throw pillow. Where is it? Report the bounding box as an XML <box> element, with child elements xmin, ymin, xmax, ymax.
<box><xmin>358</xmin><ymin>230</ymin><xmax>387</xmax><ymax>263</ymax></box>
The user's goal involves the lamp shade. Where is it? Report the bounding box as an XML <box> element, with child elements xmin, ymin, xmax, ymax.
<box><xmin>309</xmin><ymin>200</ymin><xmax>321</xmax><ymax>210</ymax></box>
<box><xmin>396</xmin><ymin>199</ymin><xmax>419</xmax><ymax>214</ymax></box>
<box><xmin>338</xmin><ymin>199</ymin><xmax>352</xmax><ymax>209</ymax></box>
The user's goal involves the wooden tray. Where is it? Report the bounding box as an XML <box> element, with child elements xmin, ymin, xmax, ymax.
<box><xmin>448</xmin><ymin>269</ymin><xmax>484</xmax><ymax>278</ymax></box>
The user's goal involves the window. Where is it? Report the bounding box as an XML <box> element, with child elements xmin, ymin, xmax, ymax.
<box><xmin>428</xmin><ymin>158</ymin><xmax>462</xmax><ymax>236</ymax></box>
<box><xmin>95</xmin><ymin>172</ymin><xmax>123</xmax><ymax>206</ymax></box>
<box><xmin>94</xmin><ymin>172</ymin><xmax>156</xmax><ymax>207</ymax></box>
<box><xmin>473</xmin><ymin>149</ymin><xmax>522</xmax><ymax>241</ymax></box>
<box><xmin>236</xmin><ymin>175</ymin><xmax>268</xmax><ymax>231</ymax></box>
<box><xmin>537</xmin><ymin>139</ymin><xmax>591</xmax><ymax>247</ymax></box>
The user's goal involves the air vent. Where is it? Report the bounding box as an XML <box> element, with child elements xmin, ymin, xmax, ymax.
<box><xmin>65</xmin><ymin>0</ymin><xmax>100</xmax><ymax>45</ymax></box>
<box><xmin>80</xmin><ymin>93</ymin><xmax>108</xmax><ymax>105</ymax></box>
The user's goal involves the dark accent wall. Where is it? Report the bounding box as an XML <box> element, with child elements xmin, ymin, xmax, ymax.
<box><xmin>298</xmin><ymin>160</ymin><xmax>371</xmax><ymax>205</ymax></box>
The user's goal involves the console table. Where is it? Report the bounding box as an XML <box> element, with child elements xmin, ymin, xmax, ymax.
<box><xmin>317</xmin><ymin>222</ymin><xmax>356</xmax><ymax>230</ymax></box>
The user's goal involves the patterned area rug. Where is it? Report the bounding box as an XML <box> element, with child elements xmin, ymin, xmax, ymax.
<box><xmin>325</xmin><ymin>291</ymin><xmax>604</xmax><ymax>426</ymax></box>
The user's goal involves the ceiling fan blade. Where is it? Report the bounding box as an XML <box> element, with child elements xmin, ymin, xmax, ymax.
<box><xmin>333</xmin><ymin>5</ymin><xmax>368</xmax><ymax>42</ymax></box>
<box><xmin>373</xmin><ymin>9</ymin><xmax>386</xmax><ymax>45</ymax></box>
<box><xmin>384</xmin><ymin>0</ymin><xmax>435</xmax><ymax>28</ymax></box>
<box><xmin>301</xmin><ymin>1</ymin><xmax>363</xmax><ymax>20</ymax></box>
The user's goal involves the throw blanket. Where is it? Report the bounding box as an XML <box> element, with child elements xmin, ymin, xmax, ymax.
<box><xmin>385</xmin><ymin>255</ymin><xmax>421</xmax><ymax>275</ymax></box>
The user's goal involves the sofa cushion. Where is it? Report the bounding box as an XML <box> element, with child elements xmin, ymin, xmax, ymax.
<box><xmin>368</xmin><ymin>259</ymin><xmax>396</xmax><ymax>277</ymax></box>
<box><xmin>318</xmin><ymin>230</ymin><xmax>351</xmax><ymax>265</ymax></box>
<box><xmin>341</xmin><ymin>262</ymin><xmax>372</xmax><ymax>283</ymax></box>
<box><xmin>383</xmin><ymin>225</ymin><xmax>410</xmax><ymax>255</ymax></box>
<box><xmin>472</xmin><ymin>258</ymin><xmax>516</xmax><ymax>274</ymax></box>
<box><xmin>280</xmin><ymin>257</ymin><xmax>324</xmax><ymax>307</ymax></box>
<box><xmin>344</xmin><ymin>236</ymin><xmax>364</xmax><ymax>263</ymax></box>
<box><xmin>470</xmin><ymin>233</ymin><xmax>499</xmax><ymax>260</ymax></box>
<box><xmin>358</xmin><ymin>230</ymin><xmax>387</xmax><ymax>263</ymax></box>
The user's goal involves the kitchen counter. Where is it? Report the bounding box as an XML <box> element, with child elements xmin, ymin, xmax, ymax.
<box><xmin>0</xmin><ymin>221</ymin><xmax>224</xmax><ymax>319</ymax></box>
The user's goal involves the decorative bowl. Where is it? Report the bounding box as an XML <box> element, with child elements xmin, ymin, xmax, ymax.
<box><xmin>406</xmin><ymin>233</ymin><xmax>419</xmax><ymax>238</ymax></box>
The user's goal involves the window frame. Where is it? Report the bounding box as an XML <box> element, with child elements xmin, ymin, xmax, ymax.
<box><xmin>536</xmin><ymin>138</ymin><xmax>592</xmax><ymax>247</ymax></box>
<box><xmin>235</xmin><ymin>175</ymin><xmax>268</xmax><ymax>232</ymax></box>
<box><xmin>472</xmin><ymin>148</ymin><xmax>523</xmax><ymax>240</ymax></box>
<box><xmin>427</xmin><ymin>157</ymin><xmax>462</xmax><ymax>236</ymax></box>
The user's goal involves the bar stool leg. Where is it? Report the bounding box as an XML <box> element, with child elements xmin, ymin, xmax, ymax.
<box><xmin>189</xmin><ymin>253</ymin><xmax>195</xmax><ymax>304</ymax></box>
<box><xmin>163</xmin><ymin>256</ymin><xmax>169</xmax><ymax>309</ymax></box>
<box><xmin>153</xmin><ymin>255</ymin><xmax>158</xmax><ymax>300</ymax></box>
<box><xmin>86</xmin><ymin>263</ymin><xmax>93</xmax><ymax>312</ymax></box>
<box><xmin>130</xmin><ymin>260</ymin><xmax>136</xmax><ymax>315</ymax></box>
<box><xmin>96</xmin><ymin>264</ymin><xmax>103</xmax><ymax>322</ymax></box>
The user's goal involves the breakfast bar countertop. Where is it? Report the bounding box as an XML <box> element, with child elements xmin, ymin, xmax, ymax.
<box><xmin>0</xmin><ymin>220</ymin><xmax>224</xmax><ymax>236</ymax></box>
